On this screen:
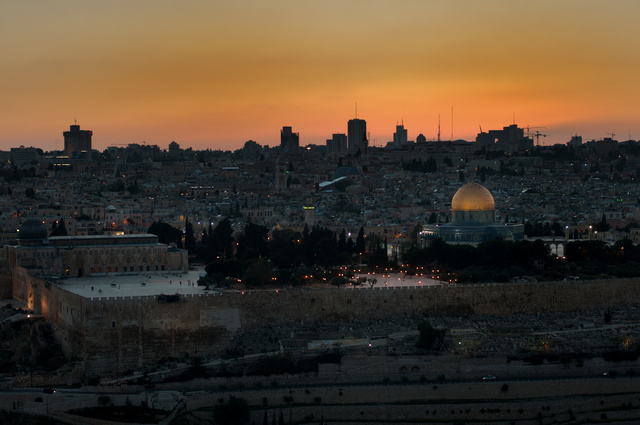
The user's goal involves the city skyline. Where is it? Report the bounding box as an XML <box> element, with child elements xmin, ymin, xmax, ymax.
<box><xmin>2</xmin><ymin>1</ymin><xmax>640</xmax><ymax>151</ymax></box>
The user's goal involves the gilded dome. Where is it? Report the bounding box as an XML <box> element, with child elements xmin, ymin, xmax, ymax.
<box><xmin>451</xmin><ymin>182</ymin><xmax>495</xmax><ymax>211</ymax></box>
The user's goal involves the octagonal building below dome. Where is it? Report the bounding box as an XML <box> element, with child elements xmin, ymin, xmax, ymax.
<box><xmin>421</xmin><ymin>181</ymin><xmax>524</xmax><ymax>245</ymax></box>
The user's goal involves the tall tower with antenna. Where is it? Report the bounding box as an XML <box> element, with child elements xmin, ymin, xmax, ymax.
<box><xmin>393</xmin><ymin>121</ymin><xmax>408</xmax><ymax>146</ymax></box>
<box><xmin>63</xmin><ymin>122</ymin><xmax>92</xmax><ymax>160</ymax></box>
<box><xmin>348</xmin><ymin>105</ymin><xmax>367</xmax><ymax>152</ymax></box>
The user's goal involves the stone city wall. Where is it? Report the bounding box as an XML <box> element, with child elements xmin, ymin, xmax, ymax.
<box><xmin>82</xmin><ymin>293</ymin><xmax>233</xmax><ymax>375</ymax></box>
<box><xmin>0</xmin><ymin>273</ymin><xmax>12</xmax><ymax>300</ymax></box>
<box><xmin>12</xmin><ymin>268</ymin><xmax>89</xmax><ymax>362</ymax></box>
<box><xmin>11</xmin><ymin>273</ymin><xmax>640</xmax><ymax>375</ymax></box>
<box><xmin>209</xmin><ymin>278</ymin><xmax>640</xmax><ymax>328</ymax></box>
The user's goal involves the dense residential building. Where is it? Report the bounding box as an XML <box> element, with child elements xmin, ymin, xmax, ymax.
<box><xmin>1</xmin><ymin>120</ymin><xmax>640</xmax><ymax>381</ymax></box>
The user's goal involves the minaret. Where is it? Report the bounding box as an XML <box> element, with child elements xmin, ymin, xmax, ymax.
<box><xmin>274</xmin><ymin>156</ymin><xmax>287</xmax><ymax>191</ymax></box>
<box><xmin>303</xmin><ymin>198</ymin><xmax>315</xmax><ymax>227</ymax></box>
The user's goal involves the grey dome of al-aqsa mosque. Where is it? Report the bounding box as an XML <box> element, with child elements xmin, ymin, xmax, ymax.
<box><xmin>18</xmin><ymin>219</ymin><xmax>49</xmax><ymax>245</ymax></box>
<box><xmin>420</xmin><ymin>181</ymin><xmax>524</xmax><ymax>245</ymax></box>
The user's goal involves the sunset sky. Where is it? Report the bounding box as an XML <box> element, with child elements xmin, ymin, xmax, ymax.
<box><xmin>2</xmin><ymin>1</ymin><xmax>639</xmax><ymax>151</ymax></box>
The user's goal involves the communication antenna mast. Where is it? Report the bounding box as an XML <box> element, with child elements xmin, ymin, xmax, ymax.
<box><xmin>355</xmin><ymin>103</ymin><xmax>357</xmax><ymax>119</ymax></box>
<box><xmin>451</xmin><ymin>107</ymin><xmax>454</xmax><ymax>141</ymax></box>
<box><xmin>437</xmin><ymin>114</ymin><xmax>441</xmax><ymax>142</ymax></box>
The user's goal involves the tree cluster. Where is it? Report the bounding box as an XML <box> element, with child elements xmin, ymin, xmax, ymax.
<box><xmin>402</xmin><ymin>157</ymin><xmax>438</xmax><ymax>173</ymax></box>
<box><xmin>50</xmin><ymin>219</ymin><xmax>68</xmax><ymax>237</ymax></box>
<box><xmin>565</xmin><ymin>239</ymin><xmax>640</xmax><ymax>277</ymax></box>
<box><xmin>197</xmin><ymin>218</ymin><xmax>234</xmax><ymax>262</ymax></box>
<box><xmin>148</xmin><ymin>220</ymin><xmax>183</xmax><ymax>249</ymax></box>
<box><xmin>191</xmin><ymin>214</ymin><xmax>640</xmax><ymax>287</ymax></box>
<box><xmin>416</xmin><ymin>320</ymin><xmax>446</xmax><ymax>351</ymax></box>
<box><xmin>524</xmin><ymin>221</ymin><xmax>564</xmax><ymax>237</ymax></box>
<box><xmin>403</xmin><ymin>238</ymin><xmax>551</xmax><ymax>282</ymax></box>
<box><xmin>196</xmin><ymin>222</ymin><xmax>382</xmax><ymax>287</ymax></box>
<box><xmin>401</xmin><ymin>236</ymin><xmax>640</xmax><ymax>282</ymax></box>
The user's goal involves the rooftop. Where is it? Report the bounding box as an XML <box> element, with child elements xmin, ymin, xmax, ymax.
<box><xmin>55</xmin><ymin>267</ymin><xmax>214</xmax><ymax>299</ymax></box>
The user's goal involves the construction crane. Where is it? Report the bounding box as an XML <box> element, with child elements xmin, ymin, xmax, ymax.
<box><xmin>525</xmin><ymin>125</ymin><xmax>545</xmax><ymax>138</ymax></box>
<box><xmin>606</xmin><ymin>132</ymin><xmax>616</xmax><ymax>139</ymax></box>
<box><xmin>532</xmin><ymin>131</ymin><xmax>546</xmax><ymax>146</ymax></box>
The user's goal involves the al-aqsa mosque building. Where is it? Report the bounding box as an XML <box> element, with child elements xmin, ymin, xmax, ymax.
<box><xmin>420</xmin><ymin>181</ymin><xmax>524</xmax><ymax>245</ymax></box>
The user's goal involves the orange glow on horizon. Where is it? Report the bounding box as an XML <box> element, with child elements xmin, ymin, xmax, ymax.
<box><xmin>2</xmin><ymin>1</ymin><xmax>640</xmax><ymax>151</ymax></box>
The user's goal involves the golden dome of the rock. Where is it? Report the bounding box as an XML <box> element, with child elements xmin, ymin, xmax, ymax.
<box><xmin>451</xmin><ymin>182</ymin><xmax>495</xmax><ymax>211</ymax></box>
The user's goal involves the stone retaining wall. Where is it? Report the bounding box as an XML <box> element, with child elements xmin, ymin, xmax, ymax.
<box><xmin>12</xmin><ymin>271</ymin><xmax>640</xmax><ymax>375</ymax></box>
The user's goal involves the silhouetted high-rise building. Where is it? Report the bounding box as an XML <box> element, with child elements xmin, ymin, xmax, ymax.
<box><xmin>348</xmin><ymin>118</ymin><xmax>367</xmax><ymax>152</ymax></box>
<box><xmin>476</xmin><ymin>124</ymin><xmax>532</xmax><ymax>154</ymax></box>
<box><xmin>63</xmin><ymin>124</ymin><xmax>92</xmax><ymax>159</ymax></box>
<box><xmin>393</xmin><ymin>123</ymin><xmax>408</xmax><ymax>146</ymax></box>
<box><xmin>280</xmin><ymin>126</ymin><xmax>299</xmax><ymax>152</ymax></box>
<box><xmin>568</xmin><ymin>135</ymin><xmax>583</xmax><ymax>147</ymax></box>
<box><xmin>326</xmin><ymin>133</ymin><xmax>347</xmax><ymax>154</ymax></box>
